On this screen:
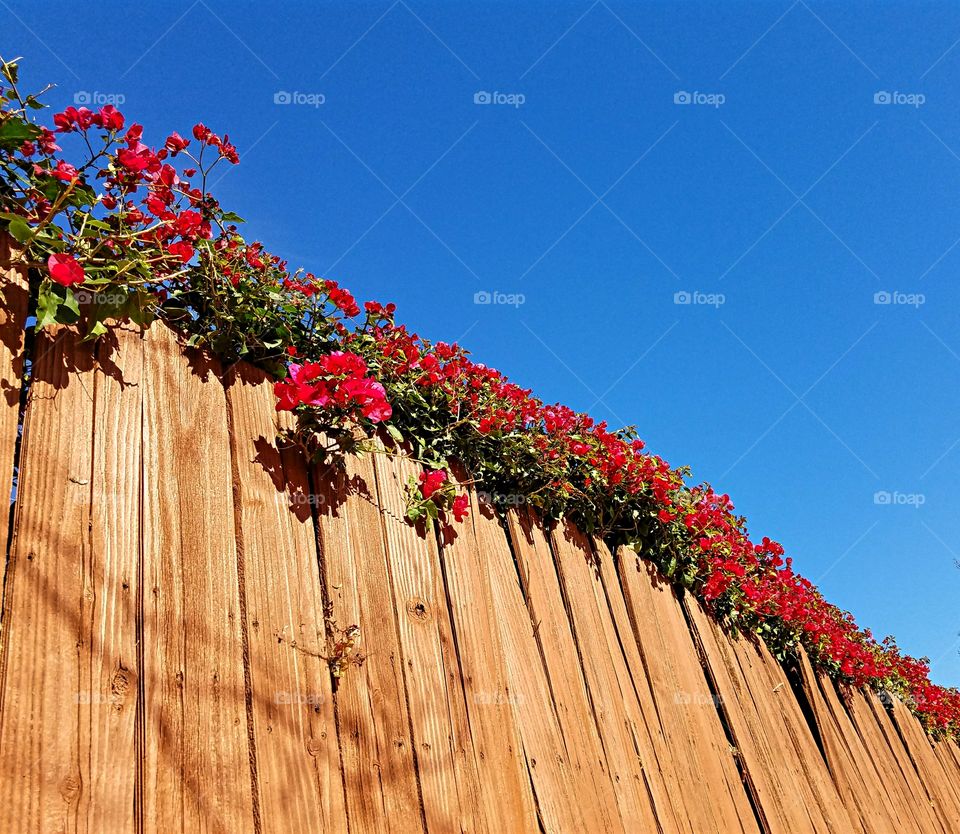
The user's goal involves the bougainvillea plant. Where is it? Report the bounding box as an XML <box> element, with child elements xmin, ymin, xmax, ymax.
<box><xmin>1</xmin><ymin>57</ymin><xmax>957</xmax><ymax>738</ymax></box>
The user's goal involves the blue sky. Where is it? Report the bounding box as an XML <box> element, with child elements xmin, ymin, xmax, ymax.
<box><xmin>4</xmin><ymin>0</ymin><xmax>960</xmax><ymax>685</ymax></box>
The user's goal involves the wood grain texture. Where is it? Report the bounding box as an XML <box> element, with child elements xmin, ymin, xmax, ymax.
<box><xmin>0</xmin><ymin>234</ymin><xmax>27</xmax><ymax>588</ymax></box>
<box><xmin>371</xmin><ymin>448</ymin><xmax>487</xmax><ymax>834</ymax></box>
<box><xmin>505</xmin><ymin>509</ymin><xmax>623</xmax><ymax>834</ymax></box>
<box><xmin>546</xmin><ymin>522</ymin><xmax>670</xmax><ymax>833</ymax></box>
<box><xmin>887</xmin><ymin>695</ymin><xmax>960</xmax><ymax>832</ymax></box>
<box><xmin>225</xmin><ymin>362</ymin><xmax>346</xmax><ymax>834</ymax></box>
<box><xmin>312</xmin><ymin>448</ymin><xmax>425</xmax><ymax>834</ymax></box>
<box><xmin>140</xmin><ymin>324</ymin><xmax>255</xmax><ymax>833</ymax></box>
<box><xmin>484</xmin><ymin>503</ymin><xmax>596</xmax><ymax>832</ymax></box>
<box><xmin>434</xmin><ymin>481</ymin><xmax>538</xmax><ymax>832</ymax></box>
<box><xmin>75</xmin><ymin>326</ymin><xmax>143</xmax><ymax>833</ymax></box>
<box><xmin>0</xmin><ymin>328</ymin><xmax>96</xmax><ymax>834</ymax></box>
<box><xmin>795</xmin><ymin>651</ymin><xmax>915</xmax><ymax>834</ymax></box>
<box><xmin>685</xmin><ymin>595</ymin><xmax>860</xmax><ymax>834</ymax></box>
<box><xmin>615</xmin><ymin>549</ymin><xmax>759</xmax><ymax>834</ymax></box>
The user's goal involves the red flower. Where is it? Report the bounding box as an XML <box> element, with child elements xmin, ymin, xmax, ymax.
<box><xmin>98</xmin><ymin>105</ymin><xmax>125</xmax><ymax>131</ymax></box>
<box><xmin>166</xmin><ymin>241</ymin><xmax>194</xmax><ymax>263</ymax></box>
<box><xmin>47</xmin><ymin>253</ymin><xmax>85</xmax><ymax>287</ymax></box>
<box><xmin>52</xmin><ymin>160</ymin><xmax>79</xmax><ymax>182</ymax></box>
<box><xmin>274</xmin><ymin>363</ymin><xmax>332</xmax><ymax>411</ymax></box>
<box><xmin>419</xmin><ymin>469</ymin><xmax>447</xmax><ymax>499</ymax></box>
<box><xmin>164</xmin><ymin>132</ymin><xmax>189</xmax><ymax>154</ymax></box>
<box><xmin>452</xmin><ymin>493</ymin><xmax>469</xmax><ymax>522</ymax></box>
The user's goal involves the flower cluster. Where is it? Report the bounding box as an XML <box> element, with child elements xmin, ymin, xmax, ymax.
<box><xmin>405</xmin><ymin>468</ymin><xmax>469</xmax><ymax>527</ymax></box>
<box><xmin>1</xmin><ymin>57</ymin><xmax>957</xmax><ymax>739</ymax></box>
<box><xmin>274</xmin><ymin>351</ymin><xmax>392</xmax><ymax>422</ymax></box>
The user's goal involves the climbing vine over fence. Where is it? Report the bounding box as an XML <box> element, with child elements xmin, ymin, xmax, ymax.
<box><xmin>0</xmin><ymin>56</ymin><xmax>956</xmax><ymax>737</ymax></box>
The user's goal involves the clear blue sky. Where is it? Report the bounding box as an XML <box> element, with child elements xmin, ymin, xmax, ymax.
<box><xmin>4</xmin><ymin>1</ymin><xmax>960</xmax><ymax>685</ymax></box>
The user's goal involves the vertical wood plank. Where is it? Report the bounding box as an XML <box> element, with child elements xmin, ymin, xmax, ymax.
<box><xmin>140</xmin><ymin>324</ymin><xmax>255</xmax><ymax>833</ymax></box>
<box><xmin>312</xmin><ymin>448</ymin><xmax>425</xmax><ymax>834</ymax></box>
<box><xmin>547</xmin><ymin>522</ymin><xmax>675</xmax><ymax>833</ymax></box>
<box><xmin>435</xmin><ymin>483</ymin><xmax>538</xmax><ymax>831</ymax></box>
<box><xmin>225</xmin><ymin>363</ymin><xmax>346</xmax><ymax>834</ymax></box>
<box><xmin>0</xmin><ymin>234</ymin><xmax>27</xmax><ymax>588</ymax></box>
<box><xmin>685</xmin><ymin>596</ymin><xmax>854</xmax><ymax>833</ymax></box>
<box><xmin>847</xmin><ymin>689</ymin><xmax>947</xmax><ymax>833</ymax></box>
<box><xmin>74</xmin><ymin>326</ymin><xmax>143</xmax><ymax>833</ymax></box>
<box><xmin>0</xmin><ymin>328</ymin><xmax>96</xmax><ymax>833</ymax></box>
<box><xmin>484</xmin><ymin>503</ymin><xmax>597</xmax><ymax>833</ymax></box>
<box><xmin>795</xmin><ymin>651</ymin><xmax>911</xmax><ymax>833</ymax></box>
<box><xmin>887</xmin><ymin>695</ymin><xmax>960</xmax><ymax>831</ymax></box>
<box><xmin>615</xmin><ymin>549</ymin><xmax>760</xmax><ymax>834</ymax></box>
<box><xmin>371</xmin><ymin>448</ymin><xmax>487</xmax><ymax>834</ymax></box>
<box><xmin>505</xmin><ymin>509</ymin><xmax>624</xmax><ymax>834</ymax></box>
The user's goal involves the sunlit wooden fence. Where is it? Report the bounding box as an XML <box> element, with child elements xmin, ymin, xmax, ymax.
<box><xmin>0</xmin><ymin>248</ymin><xmax>958</xmax><ymax>833</ymax></box>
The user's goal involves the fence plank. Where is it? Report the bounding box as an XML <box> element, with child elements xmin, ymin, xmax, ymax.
<box><xmin>685</xmin><ymin>596</ymin><xmax>860</xmax><ymax>833</ymax></box>
<box><xmin>887</xmin><ymin>695</ymin><xmax>960</xmax><ymax>831</ymax></box>
<box><xmin>370</xmin><ymin>449</ymin><xmax>487</xmax><ymax>834</ymax></box>
<box><xmin>0</xmin><ymin>234</ymin><xmax>27</xmax><ymax>592</ymax></box>
<box><xmin>312</xmin><ymin>448</ymin><xmax>425</xmax><ymax>834</ymax></box>
<box><xmin>795</xmin><ymin>651</ymin><xmax>913</xmax><ymax>834</ymax></box>
<box><xmin>848</xmin><ymin>689</ymin><xmax>948</xmax><ymax>833</ymax></box>
<box><xmin>484</xmin><ymin>503</ymin><xmax>595</xmax><ymax>832</ymax></box>
<box><xmin>435</xmin><ymin>484</ymin><xmax>538</xmax><ymax>831</ymax></box>
<box><xmin>547</xmin><ymin>522</ymin><xmax>673</xmax><ymax>832</ymax></box>
<box><xmin>505</xmin><ymin>509</ymin><xmax>624</xmax><ymax>834</ymax></box>
<box><xmin>225</xmin><ymin>363</ymin><xmax>347</xmax><ymax>834</ymax></box>
<box><xmin>615</xmin><ymin>549</ymin><xmax>759</xmax><ymax>833</ymax></box>
<box><xmin>0</xmin><ymin>328</ymin><xmax>96</xmax><ymax>833</ymax></box>
<box><xmin>140</xmin><ymin>324</ymin><xmax>255</xmax><ymax>833</ymax></box>
<box><xmin>72</xmin><ymin>326</ymin><xmax>144</xmax><ymax>833</ymax></box>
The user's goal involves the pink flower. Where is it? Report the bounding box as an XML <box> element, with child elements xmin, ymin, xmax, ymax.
<box><xmin>47</xmin><ymin>253</ymin><xmax>85</xmax><ymax>287</ymax></box>
<box><xmin>166</xmin><ymin>241</ymin><xmax>194</xmax><ymax>263</ymax></box>
<box><xmin>419</xmin><ymin>469</ymin><xmax>447</xmax><ymax>500</ymax></box>
<box><xmin>452</xmin><ymin>493</ymin><xmax>469</xmax><ymax>522</ymax></box>
<box><xmin>274</xmin><ymin>363</ymin><xmax>332</xmax><ymax>411</ymax></box>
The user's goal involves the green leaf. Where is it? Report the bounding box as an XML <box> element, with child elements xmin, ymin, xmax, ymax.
<box><xmin>35</xmin><ymin>284</ymin><xmax>60</xmax><ymax>329</ymax></box>
<box><xmin>220</xmin><ymin>211</ymin><xmax>245</xmax><ymax>224</ymax></box>
<box><xmin>386</xmin><ymin>423</ymin><xmax>404</xmax><ymax>443</ymax></box>
<box><xmin>6</xmin><ymin>217</ymin><xmax>31</xmax><ymax>244</ymax></box>
<box><xmin>0</xmin><ymin>118</ymin><xmax>39</xmax><ymax>147</ymax></box>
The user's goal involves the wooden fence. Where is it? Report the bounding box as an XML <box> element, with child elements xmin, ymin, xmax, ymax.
<box><xmin>0</xmin><ymin>256</ymin><xmax>958</xmax><ymax>832</ymax></box>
